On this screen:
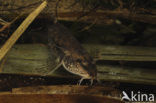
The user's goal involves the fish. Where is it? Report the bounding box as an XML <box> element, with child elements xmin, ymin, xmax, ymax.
<box><xmin>47</xmin><ymin>22</ymin><xmax>97</xmax><ymax>85</ymax></box>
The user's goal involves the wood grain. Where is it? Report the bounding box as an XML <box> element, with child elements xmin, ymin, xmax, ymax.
<box><xmin>0</xmin><ymin>1</ymin><xmax>47</xmax><ymax>61</ymax></box>
<box><xmin>0</xmin><ymin>0</ymin><xmax>155</xmax><ymax>24</ymax></box>
<box><xmin>0</xmin><ymin>44</ymin><xmax>156</xmax><ymax>85</ymax></box>
<box><xmin>0</xmin><ymin>85</ymin><xmax>122</xmax><ymax>103</ymax></box>
<box><xmin>0</xmin><ymin>94</ymin><xmax>123</xmax><ymax>103</ymax></box>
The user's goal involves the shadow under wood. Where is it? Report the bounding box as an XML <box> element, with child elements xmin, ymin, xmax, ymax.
<box><xmin>0</xmin><ymin>73</ymin><xmax>79</xmax><ymax>91</ymax></box>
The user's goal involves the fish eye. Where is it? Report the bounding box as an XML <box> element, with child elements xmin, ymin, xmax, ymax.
<box><xmin>76</xmin><ymin>59</ymin><xmax>82</xmax><ymax>62</ymax></box>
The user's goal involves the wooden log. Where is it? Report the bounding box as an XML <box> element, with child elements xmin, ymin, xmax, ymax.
<box><xmin>83</xmin><ymin>44</ymin><xmax>156</xmax><ymax>61</ymax></box>
<box><xmin>4</xmin><ymin>44</ymin><xmax>156</xmax><ymax>61</ymax></box>
<box><xmin>11</xmin><ymin>85</ymin><xmax>120</xmax><ymax>96</ymax></box>
<box><xmin>97</xmin><ymin>65</ymin><xmax>156</xmax><ymax>85</ymax></box>
<box><xmin>0</xmin><ymin>85</ymin><xmax>123</xmax><ymax>103</ymax></box>
<box><xmin>0</xmin><ymin>44</ymin><xmax>156</xmax><ymax>85</ymax></box>
<box><xmin>0</xmin><ymin>94</ymin><xmax>123</xmax><ymax>103</ymax></box>
<box><xmin>0</xmin><ymin>0</ymin><xmax>156</xmax><ymax>24</ymax></box>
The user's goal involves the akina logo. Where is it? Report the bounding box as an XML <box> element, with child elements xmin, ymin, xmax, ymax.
<box><xmin>121</xmin><ymin>91</ymin><xmax>154</xmax><ymax>102</ymax></box>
